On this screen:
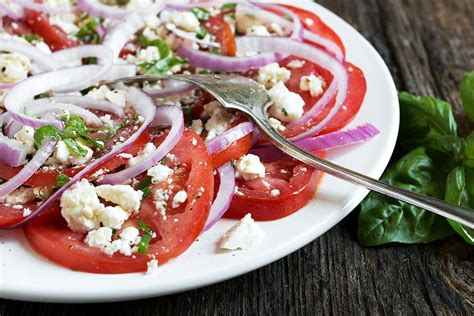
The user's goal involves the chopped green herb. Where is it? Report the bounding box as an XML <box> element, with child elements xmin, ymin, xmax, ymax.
<box><xmin>138</xmin><ymin>34</ymin><xmax>170</xmax><ymax>59</ymax></box>
<box><xmin>282</xmin><ymin>108</ymin><xmax>289</xmax><ymax>116</ymax></box>
<box><xmin>22</xmin><ymin>34</ymin><xmax>43</xmax><ymax>43</ymax></box>
<box><xmin>139</xmin><ymin>56</ymin><xmax>186</xmax><ymax>75</ymax></box>
<box><xmin>34</xmin><ymin>125</ymin><xmax>63</xmax><ymax>148</ymax></box>
<box><xmin>80</xmin><ymin>86</ymin><xmax>95</xmax><ymax>96</ymax></box>
<box><xmin>137</xmin><ymin>220</ymin><xmax>152</xmax><ymax>234</ymax></box>
<box><xmin>76</xmin><ymin>17</ymin><xmax>103</xmax><ymax>44</ymax></box>
<box><xmin>137</xmin><ymin>176</ymin><xmax>152</xmax><ymax>198</ymax></box>
<box><xmin>196</xmin><ymin>25</ymin><xmax>209</xmax><ymax>40</ymax></box>
<box><xmin>116</xmin><ymin>0</ymin><xmax>130</xmax><ymax>5</ymax></box>
<box><xmin>34</xmin><ymin>92</ymin><xmax>51</xmax><ymax>100</ymax></box>
<box><xmin>137</xmin><ymin>233</ymin><xmax>152</xmax><ymax>253</ymax></box>
<box><xmin>55</xmin><ymin>174</ymin><xmax>71</xmax><ymax>189</ymax></box>
<box><xmin>221</xmin><ymin>3</ymin><xmax>236</xmax><ymax>11</ymax></box>
<box><xmin>63</xmin><ymin>138</ymin><xmax>88</xmax><ymax>157</ymax></box>
<box><xmin>191</xmin><ymin>7</ymin><xmax>211</xmax><ymax>21</ymax></box>
<box><xmin>83</xmin><ymin>57</ymin><xmax>97</xmax><ymax>64</ymax></box>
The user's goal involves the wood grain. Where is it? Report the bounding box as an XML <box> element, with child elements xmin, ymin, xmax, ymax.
<box><xmin>1</xmin><ymin>0</ymin><xmax>473</xmax><ymax>314</ymax></box>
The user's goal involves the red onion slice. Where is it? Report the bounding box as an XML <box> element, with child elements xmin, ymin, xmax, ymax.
<box><xmin>205</xmin><ymin>122</ymin><xmax>255</xmax><ymax>155</ymax></box>
<box><xmin>177</xmin><ymin>44</ymin><xmax>278</xmax><ymax>72</ymax></box>
<box><xmin>0</xmin><ymin>133</ymin><xmax>29</xmax><ymax>167</ymax></box>
<box><xmin>165</xmin><ymin>23</ymin><xmax>220</xmax><ymax>48</ymax></box>
<box><xmin>77</xmin><ymin>0</ymin><xmax>164</xmax><ymax>20</ymax></box>
<box><xmin>51</xmin><ymin>45</ymin><xmax>114</xmax><ymax>92</ymax></box>
<box><xmin>43</xmin><ymin>96</ymin><xmax>125</xmax><ymax>117</ymax></box>
<box><xmin>0</xmin><ymin>2</ymin><xmax>23</xmax><ymax>19</ymax></box>
<box><xmin>201</xmin><ymin>162</ymin><xmax>235</xmax><ymax>233</ymax></box>
<box><xmin>102</xmin><ymin>13</ymin><xmax>144</xmax><ymax>61</ymax></box>
<box><xmin>236</xmin><ymin>36</ymin><xmax>348</xmax><ymax>135</ymax></box>
<box><xmin>4</xmin><ymin>66</ymin><xmax>102</xmax><ymax>128</ymax></box>
<box><xmin>3</xmin><ymin>87</ymin><xmax>156</xmax><ymax>229</ymax></box>
<box><xmin>0</xmin><ymin>139</ymin><xmax>56</xmax><ymax>196</ymax></box>
<box><xmin>24</xmin><ymin>101</ymin><xmax>103</xmax><ymax>127</ymax></box>
<box><xmin>97</xmin><ymin>104</ymin><xmax>184</xmax><ymax>185</ymax></box>
<box><xmin>237</xmin><ymin>3</ymin><xmax>344</xmax><ymax>61</ymax></box>
<box><xmin>0</xmin><ymin>40</ymin><xmax>60</xmax><ymax>71</ymax></box>
<box><xmin>12</xmin><ymin>0</ymin><xmax>75</xmax><ymax>14</ymax></box>
<box><xmin>251</xmin><ymin>123</ymin><xmax>380</xmax><ymax>162</ymax></box>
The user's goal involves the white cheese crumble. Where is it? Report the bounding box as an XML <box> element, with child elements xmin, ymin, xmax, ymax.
<box><xmin>220</xmin><ymin>213</ymin><xmax>264</xmax><ymax>250</ymax></box>
<box><xmin>268</xmin><ymin>81</ymin><xmax>305</xmax><ymax>123</ymax></box>
<box><xmin>172</xmin><ymin>190</ymin><xmax>187</xmax><ymax>208</ymax></box>
<box><xmin>235</xmin><ymin>154</ymin><xmax>266</xmax><ymax>181</ymax></box>
<box><xmin>127</xmin><ymin>142</ymin><xmax>156</xmax><ymax>167</ymax></box>
<box><xmin>169</xmin><ymin>11</ymin><xmax>201</xmax><ymax>32</ymax></box>
<box><xmin>300</xmin><ymin>74</ymin><xmax>326</xmax><ymax>97</ymax></box>
<box><xmin>287</xmin><ymin>59</ymin><xmax>305</xmax><ymax>68</ymax></box>
<box><xmin>13</xmin><ymin>126</ymin><xmax>36</xmax><ymax>155</ymax></box>
<box><xmin>257</xmin><ymin>63</ymin><xmax>291</xmax><ymax>88</ymax></box>
<box><xmin>146</xmin><ymin>259</ymin><xmax>159</xmax><ymax>274</ymax></box>
<box><xmin>270</xmin><ymin>189</ymin><xmax>280</xmax><ymax>197</ymax></box>
<box><xmin>246</xmin><ymin>25</ymin><xmax>271</xmax><ymax>36</ymax></box>
<box><xmin>95</xmin><ymin>184</ymin><xmax>143</xmax><ymax>213</ymax></box>
<box><xmin>54</xmin><ymin>140</ymin><xmax>93</xmax><ymax>166</ymax></box>
<box><xmin>84</xmin><ymin>227</ymin><xmax>112</xmax><ymax>250</ymax></box>
<box><xmin>191</xmin><ymin>119</ymin><xmax>203</xmax><ymax>135</ymax></box>
<box><xmin>85</xmin><ymin>226</ymin><xmax>141</xmax><ymax>257</ymax></box>
<box><xmin>60</xmin><ymin>179</ymin><xmax>104</xmax><ymax>233</ymax></box>
<box><xmin>0</xmin><ymin>53</ymin><xmax>31</xmax><ymax>83</ymax></box>
<box><xmin>98</xmin><ymin>206</ymin><xmax>130</xmax><ymax>230</ymax></box>
<box><xmin>0</xmin><ymin>187</ymin><xmax>36</xmax><ymax>205</ymax></box>
<box><xmin>86</xmin><ymin>85</ymin><xmax>127</xmax><ymax>108</ymax></box>
<box><xmin>147</xmin><ymin>163</ymin><xmax>173</xmax><ymax>184</ymax></box>
<box><xmin>99</xmin><ymin>114</ymin><xmax>114</xmax><ymax>127</ymax></box>
<box><xmin>268</xmin><ymin>117</ymin><xmax>286</xmax><ymax>132</ymax></box>
<box><xmin>203</xmin><ymin>102</ymin><xmax>232</xmax><ymax>141</ymax></box>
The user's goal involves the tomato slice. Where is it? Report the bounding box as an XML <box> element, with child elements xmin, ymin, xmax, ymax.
<box><xmin>280</xmin><ymin>60</ymin><xmax>366</xmax><ymax>138</ymax></box>
<box><xmin>0</xmin><ymin>126</ymin><xmax>151</xmax><ymax>187</ymax></box>
<box><xmin>24</xmin><ymin>129</ymin><xmax>214</xmax><ymax>274</ymax></box>
<box><xmin>282</xmin><ymin>5</ymin><xmax>345</xmax><ymax>59</ymax></box>
<box><xmin>225</xmin><ymin>154</ymin><xmax>325</xmax><ymax>221</ymax></box>
<box><xmin>23</xmin><ymin>9</ymin><xmax>76</xmax><ymax>51</ymax></box>
<box><xmin>204</xmin><ymin>16</ymin><xmax>237</xmax><ymax>56</ymax></box>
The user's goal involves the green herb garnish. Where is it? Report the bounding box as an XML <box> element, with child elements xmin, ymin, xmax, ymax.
<box><xmin>358</xmin><ymin>72</ymin><xmax>474</xmax><ymax>246</ymax></box>
<box><xmin>221</xmin><ymin>3</ymin><xmax>237</xmax><ymax>11</ymax></box>
<box><xmin>55</xmin><ymin>174</ymin><xmax>71</xmax><ymax>189</ymax></box>
<box><xmin>196</xmin><ymin>25</ymin><xmax>209</xmax><ymax>40</ymax></box>
<box><xmin>137</xmin><ymin>176</ymin><xmax>153</xmax><ymax>198</ymax></box>
<box><xmin>22</xmin><ymin>34</ymin><xmax>43</xmax><ymax>43</ymax></box>
<box><xmin>137</xmin><ymin>220</ymin><xmax>153</xmax><ymax>253</ymax></box>
<box><xmin>34</xmin><ymin>125</ymin><xmax>63</xmax><ymax>148</ymax></box>
<box><xmin>191</xmin><ymin>7</ymin><xmax>211</xmax><ymax>21</ymax></box>
<box><xmin>137</xmin><ymin>35</ymin><xmax>186</xmax><ymax>75</ymax></box>
<box><xmin>76</xmin><ymin>17</ymin><xmax>103</xmax><ymax>44</ymax></box>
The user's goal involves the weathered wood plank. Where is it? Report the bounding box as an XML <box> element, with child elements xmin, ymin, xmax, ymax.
<box><xmin>1</xmin><ymin>1</ymin><xmax>473</xmax><ymax>315</ymax></box>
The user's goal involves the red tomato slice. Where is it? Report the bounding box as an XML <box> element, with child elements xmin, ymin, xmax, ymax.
<box><xmin>211</xmin><ymin>133</ymin><xmax>253</xmax><ymax>169</ymax></box>
<box><xmin>0</xmin><ymin>204</ymin><xmax>36</xmax><ymax>227</ymax></box>
<box><xmin>225</xmin><ymin>154</ymin><xmax>325</xmax><ymax>221</ymax></box>
<box><xmin>23</xmin><ymin>9</ymin><xmax>76</xmax><ymax>51</ymax></box>
<box><xmin>0</xmin><ymin>127</ymin><xmax>151</xmax><ymax>187</ymax></box>
<box><xmin>204</xmin><ymin>16</ymin><xmax>237</xmax><ymax>56</ymax></box>
<box><xmin>24</xmin><ymin>129</ymin><xmax>214</xmax><ymax>274</ymax></box>
<box><xmin>282</xmin><ymin>5</ymin><xmax>345</xmax><ymax>59</ymax></box>
<box><xmin>280</xmin><ymin>61</ymin><xmax>366</xmax><ymax>138</ymax></box>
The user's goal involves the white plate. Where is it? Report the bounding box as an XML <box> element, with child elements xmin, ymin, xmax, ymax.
<box><xmin>0</xmin><ymin>1</ymin><xmax>398</xmax><ymax>303</ymax></box>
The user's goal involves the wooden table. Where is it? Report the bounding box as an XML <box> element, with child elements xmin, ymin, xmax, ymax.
<box><xmin>1</xmin><ymin>0</ymin><xmax>473</xmax><ymax>314</ymax></box>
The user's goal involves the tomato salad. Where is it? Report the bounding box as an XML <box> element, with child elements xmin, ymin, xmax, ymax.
<box><xmin>0</xmin><ymin>1</ymin><xmax>378</xmax><ymax>274</ymax></box>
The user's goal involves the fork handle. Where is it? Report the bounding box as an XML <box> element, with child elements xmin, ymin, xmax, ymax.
<box><xmin>250</xmin><ymin>109</ymin><xmax>474</xmax><ymax>229</ymax></box>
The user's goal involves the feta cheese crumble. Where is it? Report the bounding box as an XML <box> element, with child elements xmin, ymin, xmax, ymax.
<box><xmin>268</xmin><ymin>117</ymin><xmax>286</xmax><ymax>132</ymax></box>
<box><xmin>54</xmin><ymin>140</ymin><xmax>93</xmax><ymax>166</ymax></box>
<box><xmin>191</xmin><ymin>119</ymin><xmax>203</xmax><ymax>135</ymax></box>
<box><xmin>146</xmin><ymin>259</ymin><xmax>159</xmax><ymax>274</ymax></box>
<box><xmin>220</xmin><ymin>214</ymin><xmax>265</xmax><ymax>250</ymax></box>
<box><xmin>13</xmin><ymin>126</ymin><xmax>36</xmax><ymax>155</ymax></box>
<box><xmin>235</xmin><ymin>154</ymin><xmax>266</xmax><ymax>181</ymax></box>
<box><xmin>257</xmin><ymin>63</ymin><xmax>291</xmax><ymax>88</ymax></box>
<box><xmin>0</xmin><ymin>53</ymin><xmax>31</xmax><ymax>83</ymax></box>
<box><xmin>300</xmin><ymin>74</ymin><xmax>326</xmax><ymax>97</ymax></box>
<box><xmin>172</xmin><ymin>190</ymin><xmax>187</xmax><ymax>208</ymax></box>
<box><xmin>202</xmin><ymin>102</ymin><xmax>232</xmax><ymax>141</ymax></box>
<box><xmin>287</xmin><ymin>59</ymin><xmax>305</xmax><ymax>68</ymax></box>
<box><xmin>86</xmin><ymin>85</ymin><xmax>127</xmax><ymax>108</ymax></box>
<box><xmin>95</xmin><ymin>185</ymin><xmax>143</xmax><ymax>213</ymax></box>
<box><xmin>127</xmin><ymin>142</ymin><xmax>156</xmax><ymax>167</ymax></box>
<box><xmin>268</xmin><ymin>81</ymin><xmax>305</xmax><ymax>123</ymax></box>
<box><xmin>169</xmin><ymin>11</ymin><xmax>201</xmax><ymax>32</ymax></box>
<box><xmin>147</xmin><ymin>163</ymin><xmax>173</xmax><ymax>184</ymax></box>
<box><xmin>246</xmin><ymin>25</ymin><xmax>271</xmax><ymax>36</ymax></box>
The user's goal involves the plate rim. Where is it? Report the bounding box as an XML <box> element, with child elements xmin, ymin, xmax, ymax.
<box><xmin>0</xmin><ymin>0</ymin><xmax>399</xmax><ymax>303</ymax></box>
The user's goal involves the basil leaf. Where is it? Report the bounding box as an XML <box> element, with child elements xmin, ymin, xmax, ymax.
<box><xmin>140</xmin><ymin>56</ymin><xmax>186</xmax><ymax>75</ymax></box>
<box><xmin>460</xmin><ymin>71</ymin><xmax>474</xmax><ymax>122</ymax></box>
<box><xmin>357</xmin><ymin>147</ymin><xmax>454</xmax><ymax>246</ymax></box>
<box><xmin>55</xmin><ymin>174</ymin><xmax>71</xmax><ymax>189</ymax></box>
<box><xmin>34</xmin><ymin>125</ymin><xmax>63</xmax><ymax>148</ymax></box>
<box><xmin>137</xmin><ymin>176</ymin><xmax>152</xmax><ymax>198</ymax></box>
<box><xmin>22</xmin><ymin>34</ymin><xmax>43</xmax><ymax>43</ymax></box>
<box><xmin>221</xmin><ymin>3</ymin><xmax>236</xmax><ymax>11</ymax></box>
<box><xmin>76</xmin><ymin>17</ymin><xmax>103</xmax><ymax>44</ymax></box>
<box><xmin>445</xmin><ymin>167</ymin><xmax>474</xmax><ymax>244</ymax></box>
<box><xmin>398</xmin><ymin>92</ymin><xmax>458</xmax><ymax>148</ymax></box>
<box><xmin>138</xmin><ymin>34</ymin><xmax>170</xmax><ymax>59</ymax></box>
<box><xmin>191</xmin><ymin>7</ymin><xmax>211</xmax><ymax>21</ymax></box>
<box><xmin>63</xmin><ymin>138</ymin><xmax>88</xmax><ymax>157</ymax></box>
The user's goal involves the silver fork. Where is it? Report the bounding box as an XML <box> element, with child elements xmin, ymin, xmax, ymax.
<box><xmin>105</xmin><ymin>74</ymin><xmax>474</xmax><ymax>229</ymax></box>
